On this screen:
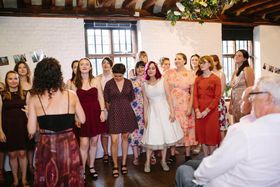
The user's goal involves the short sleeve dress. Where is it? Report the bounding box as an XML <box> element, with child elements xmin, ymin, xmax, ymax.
<box><xmin>104</xmin><ymin>78</ymin><xmax>138</xmax><ymax>134</ymax></box>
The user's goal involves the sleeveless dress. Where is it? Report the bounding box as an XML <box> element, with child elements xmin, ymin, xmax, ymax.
<box><xmin>165</xmin><ymin>69</ymin><xmax>197</xmax><ymax>147</ymax></box>
<box><xmin>142</xmin><ymin>78</ymin><xmax>184</xmax><ymax>150</ymax></box>
<box><xmin>128</xmin><ymin>76</ymin><xmax>145</xmax><ymax>146</ymax></box>
<box><xmin>34</xmin><ymin>91</ymin><xmax>84</xmax><ymax>187</ymax></box>
<box><xmin>77</xmin><ymin>87</ymin><xmax>108</xmax><ymax>137</ymax></box>
<box><xmin>1</xmin><ymin>91</ymin><xmax>28</xmax><ymax>151</ymax></box>
<box><xmin>230</xmin><ymin>71</ymin><xmax>247</xmax><ymax>123</ymax></box>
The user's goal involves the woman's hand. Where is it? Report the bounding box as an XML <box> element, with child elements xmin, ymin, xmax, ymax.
<box><xmin>195</xmin><ymin>110</ymin><xmax>202</xmax><ymax>119</ymax></box>
<box><xmin>0</xmin><ymin>130</ymin><xmax>6</xmax><ymax>142</ymax></box>
<box><xmin>75</xmin><ymin>121</ymin><xmax>81</xmax><ymax>128</ymax></box>
<box><xmin>169</xmin><ymin>112</ymin><xmax>175</xmax><ymax>122</ymax></box>
<box><xmin>201</xmin><ymin>110</ymin><xmax>208</xmax><ymax>118</ymax></box>
<box><xmin>100</xmin><ymin>111</ymin><xmax>106</xmax><ymax>122</ymax></box>
<box><xmin>21</xmin><ymin>105</ymin><xmax>28</xmax><ymax>114</ymax></box>
<box><xmin>186</xmin><ymin>107</ymin><xmax>192</xmax><ymax>116</ymax></box>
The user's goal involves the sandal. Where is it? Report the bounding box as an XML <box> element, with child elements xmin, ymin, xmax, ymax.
<box><xmin>167</xmin><ymin>155</ymin><xmax>176</xmax><ymax>164</ymax></box>
<box><xmin>133</xmin><ymin>158</ymin><xmax>139</xmax><ymax>166</ymax></box>
<box><xmin>89</xmin><ymin>167</ymin><xmax>98</xmax><ymax>180</ymax></box>
<box><xmin>121</xmin><ymin>165</ymin><xmax>128</xmax><ymax>175</ymax></box>
<box><xmin>112</xmin><ymin>167</ymin><xmax>119</xmax><ymax>178</ymax></box>
<box><xmin>103</xmin><ymin>154</ymin><xmax>109</xmax><ymax>164</ymax></box>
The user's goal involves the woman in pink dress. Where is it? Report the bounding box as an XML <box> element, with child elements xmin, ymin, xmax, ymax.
<box><xmin>165</xmin><ymin>53</ymin><xmax>196</xmax><ymax>162</ymax></box>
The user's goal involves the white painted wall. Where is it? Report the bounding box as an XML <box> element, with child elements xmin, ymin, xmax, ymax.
<box><xmin>137</xmin><ymin>20</ymin><xmax>222</xmax><ymax>69</ymax></box>
<box><xmin>253</xmin><ymin>25</ymin><xmax>280</xmax><ymax>80</ymax></box>
<box><xmin>0</xmin><ymin>16</ymin><xmax>85</xmax><ymax>82</ymax></box>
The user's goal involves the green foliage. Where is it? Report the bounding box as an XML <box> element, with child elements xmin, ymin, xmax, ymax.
<box><xmin>166</xmin><ymin>0</ymin><xmax>248</xmax><ymax>25</ymax></box>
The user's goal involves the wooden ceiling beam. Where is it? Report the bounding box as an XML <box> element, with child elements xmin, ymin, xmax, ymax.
<box><xmin>87</xmin><ymin>0</ymin><xmax>97</xmax><ymax>9</ymax></box>
<box><xmin>77</xmin><ymin>0</ymin><xmax>83</xmax><ymax>8</ymax></box>
<box><xmin>42</xmin><ymin>0</ymin><xmax>52</xmax><ymax>9</ymax></box>
<box><xmin>255</xmin><ymin>5</ymin><xmax>280</xmax><ymax>17</ymax></box>
<box><xmin>235</xmin><ymin>0</ymin><xmax>273</xmax><ymax>16</ymax></box>
<box><xmin>65</xmin><ymin>0</ymin><xmax>73</xmax><ymax>10</ymax></box>
<box><xmin>99</xmin><ymin>0</ymin><xmax>116</xmax><ymax>8</ymax></box>
<box><xmin>142</xmin><ymin>0</ymin><xmax>157</xmax><ymax>10</ymax></box>
<box><xmin>161</xmin><ymin>0</ymin><xmax>177</xmax><ymax>14</ymax></box>
<box><xmin>225</xmin><ymin>0</ymin><xmax>271</xmax><ymax>14</ymax></box>
<box><xmin>0</xmin><ymin>0</ymin><xmax>4</xmax><ymax>8</ymax></box>
<box><xmin>122</xmin><ymin>0</ymin><xmax>137</xmax><ymax>9</ymax></box>
<box><xmin>244</xmin><ymin>1</ymin><xmax>280</xmax><ymax>15</ymax></box>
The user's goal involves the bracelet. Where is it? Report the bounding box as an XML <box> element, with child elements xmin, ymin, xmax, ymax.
<box><xmin>101</xmin><ymin>109</ymin><xmax>105</xmax><ymax>112</ymax></box>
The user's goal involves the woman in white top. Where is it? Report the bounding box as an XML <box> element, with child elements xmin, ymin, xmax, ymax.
<box><xmin>142</xmin><ymin>61</ymin><xmax>183</xmax><ymax>173</ymax></box>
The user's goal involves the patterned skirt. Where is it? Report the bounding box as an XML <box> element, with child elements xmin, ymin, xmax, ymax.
<box><xmin>218</xmin><ymin>97</ymin><xmax>229</xmax><ymax>131</ymax></box>
<box><xmin>34</xmin><ymin>129</ymin><xmax>84</xmax><ymax>187</ymax></box>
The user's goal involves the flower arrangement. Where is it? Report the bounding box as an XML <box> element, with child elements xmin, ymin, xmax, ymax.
<box><xmin>166</xmin><ymin>0</ymin><xmax>248</xmax><ymax>25</ymax></box>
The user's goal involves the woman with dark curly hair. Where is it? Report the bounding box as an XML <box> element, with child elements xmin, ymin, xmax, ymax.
<box><xmin>27</xmin><ymin>57</ymin><xmax>85</xmax><ymax>186</ymax></box>
<box><xmin>0</xmin><ymin>71</ymin><xmax>29</xmax><ymax>186</ymax></box>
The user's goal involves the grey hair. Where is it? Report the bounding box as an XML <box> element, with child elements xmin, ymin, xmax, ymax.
<box><xmin>256</xmin><ymin>75</ymin><xmax>280</xmax><ymax>105</ymax></box>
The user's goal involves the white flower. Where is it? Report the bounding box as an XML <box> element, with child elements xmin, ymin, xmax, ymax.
<box><xmin>176</xmin><ymin>2</ymin><xmax>185</xmax><ymax>12</ymax></box>
<box><xmin>167</xmin><ymin>10</ymin><xmax>171</xmax><ymax>14</ymax></box>
<box><xmin>174</xmin><ymin>11</ymin><xmax>182</xmax><ymax>16</ymax></box>
<box><xmin>194</xmin><ymin>8</ymin><xmax>200</xmax><ymax>13</ymax></box>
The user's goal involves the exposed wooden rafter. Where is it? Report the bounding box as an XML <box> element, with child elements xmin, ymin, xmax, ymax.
<box><xmin>161</xmin><ymin>0</ymin><xmax>177</xmax><ymax>14</ymax></box>
<box><xmin>122</xmin><ymin>0</ymin><xmax>137</xmax><ymax>9</ymax></box>
<box><xmin>142</xmin><ymin>0</ymin><xmax>157</xmax><ymax>11</ymax></box>
<box><xmin>0</xmin><ymin>0</ymin><xmax>279</xmax><ymax>26</ymax></box>
<box><xmin>65</xmin><ymin>0</ymin><xmax>73</xmax><ymax>9</ymax></box>
<box><xmin>244</xmin><ymin>0</ymin><xmax>280</xmax><ymax>15</ymax></box>
<box><xmin>0</xmin><ymin>0</ymin><xmax>4</xmax><ymax>9</ymax></box>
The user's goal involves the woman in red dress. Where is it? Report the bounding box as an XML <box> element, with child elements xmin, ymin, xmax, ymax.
<box><xmin>193</xmin><ymin>56</ymin><xmax>221</xmax><ymax>157</ymax></box>
<box><xmin>74</xmin><ymin>58</ymin><xmax>107</xmax><ymax>180</ymax></box>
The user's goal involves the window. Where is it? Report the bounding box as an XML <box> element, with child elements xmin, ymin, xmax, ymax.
<box><xmin>222</xmin><ymin>40</ymin><xmax>254</xmax><ymax>82</ymax></box>
<box><xmin>85</xmin><ymin>21</ymin><xmax>138</xmax><ymax>77</ymax></box>
<box><xmin>222</xmin><ymin>25</ymin><xmax>254</xmax><ymax>83</ymax></box>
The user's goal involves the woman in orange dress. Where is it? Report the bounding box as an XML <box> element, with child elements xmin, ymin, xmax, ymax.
<box><xmin>193</xmin><ymin>56</ymin><xmax>221</xmax><ymax>157</ymax></box>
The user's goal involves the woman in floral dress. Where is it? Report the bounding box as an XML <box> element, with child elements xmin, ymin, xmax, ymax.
<box><xmin>129</xmin><ymin>61</ymin><xmax>146</xmax><ymax>165</ymax></box>
<box><xmin>165</xmin><ymin>53</ymin><xmax>196</xmax><ymax>162</ymax></box>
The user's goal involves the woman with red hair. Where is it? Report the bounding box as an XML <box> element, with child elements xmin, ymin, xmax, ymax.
<box><xmin>142</xmin><ymin>61</ymin><xmax>183</xmax><ymax>173</ymax></box>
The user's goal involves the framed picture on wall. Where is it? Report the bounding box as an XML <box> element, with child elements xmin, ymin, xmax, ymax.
<box><xmin>13</xmin><ymin>54</ymin><xmax>26</xmax><ymax>64</ymax></box>
<box><xmin>0</xmin><ymin>56</ymin><xmax>9</xmax><ymax>66</ymax></box>
<box><xmin>30</xmin><ymin>49</ymin><xmax>45</xmax><ymax>63</ymax></box>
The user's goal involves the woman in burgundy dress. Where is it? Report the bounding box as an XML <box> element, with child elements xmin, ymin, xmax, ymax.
<box><xmin>104</xmin><ymin>63</ymin><xmax>138</xmax><ymax>178</ymax></box>
<box><xmin>193</xmin><ymin>56</ymin><xmax>221</xmax><ymax>157</ymax></box>
<box><xmin>74</xmin><ymin>58</ymin><xmax>107</xmax><ymax>180</ymax></box>
<box><xmin>0</xmin><ymin>71</ymin><xmax>29</xmax><ymax>186</ymax></box>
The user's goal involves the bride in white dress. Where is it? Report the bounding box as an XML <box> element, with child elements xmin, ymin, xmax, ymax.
<box><xmin>142</xmin><ymin>61</ymin><xmax>183</xmax><ymax>173</ymax></box>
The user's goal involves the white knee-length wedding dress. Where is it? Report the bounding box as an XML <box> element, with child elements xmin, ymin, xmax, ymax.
<box><xmin>142</xmin><ymin>78</ymin><xmax>184</xmax><ymax>150</ymax></box>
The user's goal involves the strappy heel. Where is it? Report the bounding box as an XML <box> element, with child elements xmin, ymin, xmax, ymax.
<box><xmin>112</xmin><ymin>167</ymin><xmax>119</xmax><ymax>178</ymax></box>
<box><xmin>121</xmin><ymin>164</ymin><xmax>128</xmax><ymax>175</ymax></box>
<box><xmin>89</xmin><ymin>167</ymin><xmax>98</xmax><ymax>180</ymax></box>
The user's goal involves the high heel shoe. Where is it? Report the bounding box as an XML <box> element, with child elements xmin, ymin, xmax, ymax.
<box><xmin>89</xmin><ymin>167</ymin><xmax>98</xmax><ymax>180</ymax></box>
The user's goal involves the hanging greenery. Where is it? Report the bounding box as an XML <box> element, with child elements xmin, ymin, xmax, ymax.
<box><xmin>166</xmin><ymin>0</ymin><xmax>248</xmax><ymax>25</ymax></box>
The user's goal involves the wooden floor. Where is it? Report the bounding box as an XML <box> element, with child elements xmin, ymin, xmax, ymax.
<box><xmin>2</xmin><ymin>147</ymin><xmax>203</xmax><ymax>187</ymax></box>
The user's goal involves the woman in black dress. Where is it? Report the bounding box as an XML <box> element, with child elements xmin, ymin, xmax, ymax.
<box><xmin>104</xmin><ymin>63</ymin><xmax>138</xmax><ymax>177</ymax></box>
<box><xmin>0</xmin><ymin>71</ymin><xmax>29</xmax><ymax>186</ymax></box>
